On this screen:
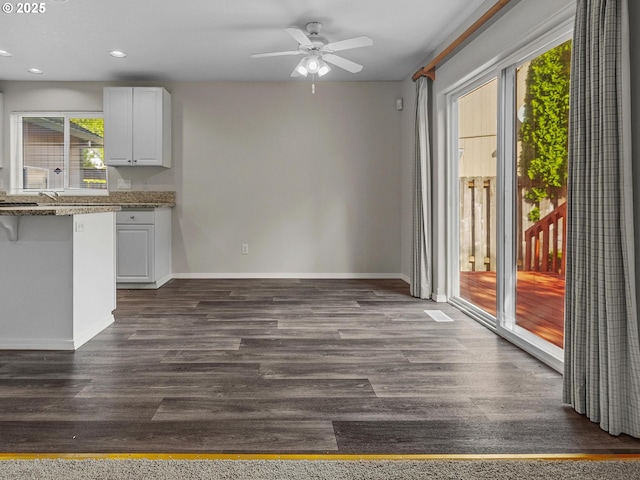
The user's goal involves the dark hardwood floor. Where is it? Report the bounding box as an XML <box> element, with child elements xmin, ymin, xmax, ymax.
<box><xmin>0</xmin><ymin>278</ymin><xmax>639</xmax><ymax>454</ymax></box>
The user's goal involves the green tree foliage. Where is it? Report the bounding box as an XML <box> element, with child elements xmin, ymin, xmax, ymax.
<box><xmin>71</xmin><ymin>118</ymin><xmax>104</xmax><ymax>137</ymax></box>
<box><xmin>519</xmin><ymin>40</ymin><xmax>571</xmax><ymax>222</ymax></box>
<box><xmin>71</xmin><ymin>118</ymin><xmax>105</xmax><ymax>169</ymax></box>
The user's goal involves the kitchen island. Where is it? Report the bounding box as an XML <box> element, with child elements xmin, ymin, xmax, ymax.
<box><xmin>0</xmin><ymin>205</ymin><xmax>121</xmax><ymax>350</ymax></box>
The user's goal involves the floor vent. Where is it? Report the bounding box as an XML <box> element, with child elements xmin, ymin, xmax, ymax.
<box><xmin>424</xmin><ymin>310</ymin><xmax>454</xmax><ymax>322</ymax></box>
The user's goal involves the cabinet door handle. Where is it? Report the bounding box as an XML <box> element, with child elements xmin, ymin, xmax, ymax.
<box><xmin>127</xmin><ymin>159</ymin><xmax>132</xmax><ymax>164</ymax></box>
<box><xmin>130</xmin><ymin>216</ymin><xmax>135</xmax><ymax>220</ymax></box>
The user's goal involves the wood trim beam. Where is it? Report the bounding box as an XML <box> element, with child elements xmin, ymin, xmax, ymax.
<box><xmin>412</xmin><ymin>0</ymin><xmax>513</xmax><ymax>82</ymax></box>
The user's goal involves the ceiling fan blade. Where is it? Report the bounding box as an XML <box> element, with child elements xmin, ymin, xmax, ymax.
<box><xmin>251</xmin><ymin>50</ymin><xmax>302</xmax><ymax>58</ymax></box>
<box><xmin>323</xmin><ymin>54</ymin><xmax>363</xmax><ymax>73</ymax></box>
<box><xmin>285</xmin><ymin>27</ymin><xmax>313</xmax><ymax>48</ymax></box>
<box><xmin>325</xmin><ymin>36</ymin><xmax>373</xmax><ymax>52</ymax></box>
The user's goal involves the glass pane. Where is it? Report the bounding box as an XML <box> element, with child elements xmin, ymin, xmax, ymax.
<box><xmin>69</xmin><ymin>118</ymin><xmax>106</xmax><ymax>190</ymax></box>
<box><xmin>22</xmin><ymin>117</ymin><xmax>64</xmax><ymax>190</ymax></box>
<box><xmin>458</xmin><ymin>78</ymin><xmax>498</xmax><ymax>316</ymax></box>
<box><xmin>515</xmin><ymin>40</ymin><xmax>571</xmax><ymax>348</ymax></box>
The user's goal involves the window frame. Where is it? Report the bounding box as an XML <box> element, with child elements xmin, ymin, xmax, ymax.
<box><xmin>10</xmin><ymin>111</ymin><xmax>107</xmax><ymax>195</ymax></box>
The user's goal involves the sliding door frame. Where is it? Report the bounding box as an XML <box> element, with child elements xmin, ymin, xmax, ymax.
<box><xmin>444</xmin><ymin>19</ymin><xmax>574</xmax><ymax>373</ymax></box>
<box><xmin>446</xmin><ymin>72</ymin><xmax>500</xmax><ymax>332</ymax></box>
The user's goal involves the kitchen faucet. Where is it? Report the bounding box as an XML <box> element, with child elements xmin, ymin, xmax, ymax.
<box><xmin>39</xmin><ymin>191</ymin><xmax>60</xmax><ymax>202</ymax></box>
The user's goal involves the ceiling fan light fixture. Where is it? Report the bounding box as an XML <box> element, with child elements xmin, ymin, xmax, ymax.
<box><xmin>294</xmin><ymin>58</ymin><xmax>309</xmax><ymax>77</ymax></box>
<box><xmin>317</xmin><ymin>58</ymin><xmax>331</xmax><ymax>77</ymax></box>
<box><xmin>306</xmin><ymin>55</ymin><xmax>320</xmax><ymax>74</ymax></box>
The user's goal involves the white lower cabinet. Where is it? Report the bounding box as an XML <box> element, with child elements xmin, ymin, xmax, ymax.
<box><xmin>116</xmin><ymin>223</ymin><xmax>154</xmax><ymax>282</ymax></box>
<box><xmin>116</xmin><ymin>208</ymin><xmax>171</xmax><ymax>288</ymax></box>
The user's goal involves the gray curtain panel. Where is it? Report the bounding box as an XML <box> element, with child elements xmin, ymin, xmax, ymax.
<box><xmin>563</xmin><ymin>0</ymin><xmax>640</xmax><ymax>437</ymax></box>
<box><xmin>411</xmin><ymin>77</ymin><xmax>432</xmax><ymax>299</ymax></box>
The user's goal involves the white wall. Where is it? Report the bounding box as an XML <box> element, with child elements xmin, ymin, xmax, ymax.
<box><xmin>0</xmin><ymin>212</ymin><xmax>115</xmax><ymax>349</ymax></box>
<box><xmin>0</xmin><ymin>216</ymin><xmax>74</xmax><ymax>348</ymax></box>
<box><xmin>0</xmin><ymin>80</ymin><xmax>403</xmax><ymax>277</ymax></box>
<box><xmin>172</xmin><ymin>81</ymin><xmax>402</xmax><ymax>276</ymax></box>
<box><xmin>399</xmin><ymin>0</ymin><xmax>575</xmax><ymax>297</ymax></box>
<box><xmin>72</xmin><ymin>212</ymin><xmax>116</xmax><ymax>348</ymax></box>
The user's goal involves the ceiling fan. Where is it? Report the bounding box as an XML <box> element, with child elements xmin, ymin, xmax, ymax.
<box><xmin>251</xmin><ymin>22</ymin><xmax>373</xmax><ymax>78</ymax></box>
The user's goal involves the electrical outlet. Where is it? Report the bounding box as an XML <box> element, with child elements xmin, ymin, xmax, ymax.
<box><xmin>75</xmin><ymin>221</ymin><xmax>85</xmax><ymax>232</ymax></box>
<box><xmin>241</xmin><ymin>244</ymin><xmax>249</xmax><ymax>255</ymax></box>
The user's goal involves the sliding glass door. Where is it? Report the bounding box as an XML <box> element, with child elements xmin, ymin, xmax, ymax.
<box><xmin>456</xmin><ymin>78</ymin><xmax>498</xmax><ymax>318</ymax></box>
<box><xmin>448</xmin><ymin>31</ymin><xmax>572</xmax><ymax>365</ymax></box>
<box><xmin>514</xmin><ymin>40</ymin><xmax>571</xmax><ymax>350</ymax></box>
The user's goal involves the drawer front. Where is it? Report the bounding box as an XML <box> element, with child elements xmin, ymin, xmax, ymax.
<box><xmin>116</xmin><ymin>210</ymin><xmax>155</xmax><ymax>225</ymax></box>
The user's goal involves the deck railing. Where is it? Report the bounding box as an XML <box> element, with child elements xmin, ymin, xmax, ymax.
<box><xmin>523</xmin><ymin>202</ymin><xmax>567</xmax><ymax>274</ymax></box>
<box><xmin>460</xmin><ymin>177</ymin><xmax>496</xmax><ymax>272</ymax></box>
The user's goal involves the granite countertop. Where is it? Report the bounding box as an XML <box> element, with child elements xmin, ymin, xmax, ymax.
<box><xmin>0</xmin><ymin>204</ymin><xmax>122</xmax><ymax>216</ymax></box>
<box><xmin>116</xmin><ymin>202</ymin><xmax>174</xmax><ymax>209</ymax></box>
<box><xmin>0</xmin><ymin>191</ymin><xmax>176</xmax><ymax>214</ymax></box>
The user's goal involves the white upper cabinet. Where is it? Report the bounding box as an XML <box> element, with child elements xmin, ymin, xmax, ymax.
<box><xmin>103</xmin><ymin>87</ymin><xmax>171</xmax><ymax>167</ymax></box>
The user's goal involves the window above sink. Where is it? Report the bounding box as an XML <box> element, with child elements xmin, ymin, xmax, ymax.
<box><xmin>10</xmin><ymin>112</ymin><xmax>108</xmax><ymax>194</ymax></box>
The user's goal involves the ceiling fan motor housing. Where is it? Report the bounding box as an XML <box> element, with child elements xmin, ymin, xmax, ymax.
<box><xmin>305</xmin><ymin>22</ymin><xmax>328</xmax><ymax>50</ymax></box>
<box><xmin>305</xmin><ymin>22</ymin><xmax>323</xmax><ymax>35</ymax></box>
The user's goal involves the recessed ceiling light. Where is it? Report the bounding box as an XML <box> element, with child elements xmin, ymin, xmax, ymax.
<box><xmin>27</xmin><ymin>68</ymin><xmax>43</xmax><ymax>74</ymax></box>
<box><xmin>0</xmin><ymin>49</ymin><xmax>12</xmax><ymax>57</ymax></box>
<box><xmin>109</xmin><ymin>50</ymin><xmax>127</xmax><ymax>58</ymax></box>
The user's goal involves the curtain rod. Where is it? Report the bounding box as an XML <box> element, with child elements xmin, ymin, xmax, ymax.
<box><xmin>411</xmin><ymin>0</ymin><xmax>513</xmax><ymax>82</ymax></box>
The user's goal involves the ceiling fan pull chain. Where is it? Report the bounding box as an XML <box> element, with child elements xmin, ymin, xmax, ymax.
<box><xmin>312</xmin><ymin>73</ymin><xmax>316</xmax><ymax>94</ymax></box>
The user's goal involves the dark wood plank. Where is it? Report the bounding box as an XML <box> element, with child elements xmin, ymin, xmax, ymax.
<box><xmin>333</xmin><ymin>418</ymin><xmax>640</xmax><ymax>454</ymax></box>
<box><xmin>75</xmin><ymin>378</ymin><xmax>376</xmax><ymax>399</ymax></box>
<box><xmin>0</xmin><ymin>420</ymin><xmax>338</xmax><ymax>453</ymax></box>
<box><xmin>153</xmin><ymin>397</ymin><xmax>487</xmax><ymax>422</ymax></box>
<box><xmin>161</xmin><ymin>349</ymin><xmax>411</xmax><ymax>365</ymax></box>
<box><xmin>0</xmin><ymin>398</ymin><xmax>162</xmax><ymax>421</ymax></box>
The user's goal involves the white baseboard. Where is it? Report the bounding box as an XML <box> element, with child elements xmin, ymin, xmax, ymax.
<box><xmin>117</xmin><ymin>274</ymin><xmax>173</xmax><ymax>290</ymax></box>
<box><xmin>73</xmin><ymin>314</ymin><xmax>114</xmax><ymax>350</ymax></box>
<box><xmin>117</xmin><ymin>283</ymin><xmax>159</xmax><ymax>290</ymax></box>
<box><xmin>0</xmin><ymin>338</ymin><xmax>76</xmax><ymax>351</ymax></box>
<box><xmin>155</xmin><ymin>273</ymin><xmax>173</xmax><ymax>288</ymax></box>
<box><xmin>431</xmin><ymin>293</ymin><xmax>448</xmax><ymax>303</ymax></box>
<box><xmin>0</xmin><ymin>314</ymin><xmax>113</xmax><ymax>351</ymax></box>
<box><xmin>171</xmin><ymin>273</ymin><xmax>405</xmax><ymax>280</ymax></box>
<box><xmin>399</xmin><ymin>274</ymin><xmax>410</xmax><ymax>284</ymax></box>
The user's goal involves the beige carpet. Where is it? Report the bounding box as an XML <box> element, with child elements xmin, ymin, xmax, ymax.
<box><xmin>1</xmin><ymin>459</ymin><xmax>640</xmax><ymax>479</ymax></box>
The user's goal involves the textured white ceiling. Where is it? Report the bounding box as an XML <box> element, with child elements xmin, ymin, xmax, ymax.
<box><xmin>0</xmin><ymin>0</ymin><xmax>487</xmax><ymax>82</ymax></box>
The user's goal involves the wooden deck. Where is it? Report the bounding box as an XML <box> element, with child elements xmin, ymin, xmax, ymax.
<box><xmin>460</xmin><ymin>271</ymin><xmax>565</xmax><ymax>348</ymax></box>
